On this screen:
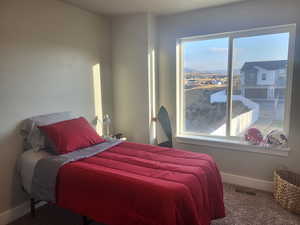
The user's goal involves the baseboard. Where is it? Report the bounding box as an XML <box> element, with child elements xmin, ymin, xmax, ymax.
<box><xmin>0</xmin><ymin>201</ymin><xmax>45</xmax><ymax>225</ymax></box>
<box><xmin>221</xmin><ymin>172</ymin><xmax>273</xmax><ymax>192</ymax></box>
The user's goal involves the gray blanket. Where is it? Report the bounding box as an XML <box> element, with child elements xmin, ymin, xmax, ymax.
<box><xmin>31</xmin><ymin>139</ymin><xmax>124</xmax><ymax>203</ymax></box>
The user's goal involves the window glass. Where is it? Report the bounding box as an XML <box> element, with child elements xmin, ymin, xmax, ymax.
<box><xmin>232</xmin><ymin>33</ymin><xmax>289</xmax><ymax>137</ymax></box>
<box><xmin>178</xmin><ymin>26</ymin><xmax>294</xmax><ymax>147</ymax></box>
<box><xmin>183</xmin><ymin>38</ymin><xmax>229</xmax><ymax>136</ymax></box>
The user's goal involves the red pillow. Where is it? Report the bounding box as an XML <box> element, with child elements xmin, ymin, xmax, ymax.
<box><xmin>38</xmin><ymin>117</ymin><xmax>105</xmax><ymax>154</ymax></box>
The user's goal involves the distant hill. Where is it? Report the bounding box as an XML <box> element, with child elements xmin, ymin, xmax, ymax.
<box><xmin>184</xmin><ymin>68</ymin><xmax>200</xmax><ymax>73</ymax></box>
<box><xmin>184</xmin><ymin>68</ymin><xmax>240</xmax><ymax>76</ymax></box>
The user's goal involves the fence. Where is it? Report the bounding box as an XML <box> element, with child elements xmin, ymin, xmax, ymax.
<box><xmin>210</xmin><ymin>90</ymin><xmax>259</xmax><ymax>136</ymax></box>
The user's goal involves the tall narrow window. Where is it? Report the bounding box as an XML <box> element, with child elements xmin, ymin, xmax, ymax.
<box><xmin>177</xmin><ymin>24</ymin><xmax>295</xmax><ymax>149</ymax></box>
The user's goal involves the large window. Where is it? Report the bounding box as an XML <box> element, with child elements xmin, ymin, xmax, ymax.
<box><xmin>176</xmin><ymin>25</ymin><xmax>295</xmax><ymax>149</ymax></box>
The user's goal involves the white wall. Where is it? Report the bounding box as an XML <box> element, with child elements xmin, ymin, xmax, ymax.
<box><xmin>158</xmin><ymin>0</ymin><xmax>300</xmax><ymax>181</ymax></box>
<box><xmin>0</xmin><ymin>0</ymin><xmax>112</xmax><ymax>214</ymax></box>
<box><xmin>112</xmin><ymin>13</ymin><xmax>157</xmax><ymax>144</ymax></box>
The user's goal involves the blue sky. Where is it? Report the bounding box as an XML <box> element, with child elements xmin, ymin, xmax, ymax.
<box><xmin>183</xmin><ymin>32</ymin><xmax>289</xmax><ymax>72</ymax></box>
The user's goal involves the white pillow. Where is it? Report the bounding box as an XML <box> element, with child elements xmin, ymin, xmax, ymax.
<box><xmin>21</xmin><ymin>112</ymin><xmax>78</xmax><ymax>151</ymax></box>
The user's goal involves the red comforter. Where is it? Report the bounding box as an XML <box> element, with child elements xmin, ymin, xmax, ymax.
<box><xmin>56</xmin><ymin>142</ymin><xmax>225</xmax><ymax>225</ymax></box>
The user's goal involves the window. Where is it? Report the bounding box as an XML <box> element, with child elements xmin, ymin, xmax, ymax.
<box><xmin>176</xmin><ymin>24</ymin><xmax>295</xmax><ymax>150</ymax></box>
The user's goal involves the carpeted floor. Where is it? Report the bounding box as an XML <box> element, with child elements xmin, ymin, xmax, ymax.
<box><xmin>9</xmin><ymin>183</ymin><xmax>300</xmax><ymax>225</ymax></box>
<box><xmin>212</xmin><ymin>184</ymin><xmax>300</xmax><ymax>225</ymax></box>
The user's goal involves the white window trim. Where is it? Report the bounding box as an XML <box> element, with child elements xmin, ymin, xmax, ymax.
<box><xmin>176</xmin><ymin>24</ymin><xmax>296</xmax><ymax>156</ymax></box>
<box><xmin>176</xmin><ymin>135</ymin><xmax>289</xmax><ymax>157</ymax></box>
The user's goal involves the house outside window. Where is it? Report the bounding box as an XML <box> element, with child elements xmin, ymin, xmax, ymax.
<box><xmin>176</xmin><ymin>24</ymin><xmax>295</xmax><ymax>154</ymax></box>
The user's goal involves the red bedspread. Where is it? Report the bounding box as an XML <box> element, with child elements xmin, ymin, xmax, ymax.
<box><xmin>56</xmin><ymin>142</ymin><xmax>225</xmax><ymax>225</ymax></box>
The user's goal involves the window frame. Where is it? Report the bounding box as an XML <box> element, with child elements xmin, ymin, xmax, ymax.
<box><xmin>176</xmin><ymin>24</ymin><xmax>296</xmax><ymax>154</ymax></box>
<box><xmin>261</xmin><ymin>73</ymin><xmax>267</xmax><ymax>81</ymax></box>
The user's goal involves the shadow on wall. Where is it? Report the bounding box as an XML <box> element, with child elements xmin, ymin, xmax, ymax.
<box><xmin>0</xmin><ymin>62</ymin><xmax>105</xmax><ymax>215</ymax></box>
<box><xmin>0</xmin><ymin>122</ymin><xmax>29</xmax><ymax>214</ymax></box>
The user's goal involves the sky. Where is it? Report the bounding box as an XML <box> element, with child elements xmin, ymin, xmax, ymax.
<box><xmin>183</xmin><ymin>32</ymin><xmax>290</xmax><ymax>72</ymax></box>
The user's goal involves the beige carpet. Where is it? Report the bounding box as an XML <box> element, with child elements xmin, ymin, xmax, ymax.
<box><xmin>9</xmin><ymin>184</ymin><xmax>300</xmax><ymax>225</ymax></box>
<box><xmin>212</xmin><ymin>184</ymin><xmax>300</xmax><ymax>225</ymax></box>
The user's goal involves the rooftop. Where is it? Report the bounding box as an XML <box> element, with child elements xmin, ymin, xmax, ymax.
<box><xmin>241</xmin><ymin>60</ymin><xmax>288</xmax><ymax>71</ymax></box>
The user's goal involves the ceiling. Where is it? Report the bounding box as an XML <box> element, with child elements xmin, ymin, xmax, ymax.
<box><xmin>63</xmin><ymin>0</ymin><xmax>249</xmax><ymax>16</ymax></box>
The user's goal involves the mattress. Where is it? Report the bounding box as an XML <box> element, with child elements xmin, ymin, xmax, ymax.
<box><xmin>18</xmin><ymin>149</ymin><xmax>52</xmax><ymax>194</ymax></box>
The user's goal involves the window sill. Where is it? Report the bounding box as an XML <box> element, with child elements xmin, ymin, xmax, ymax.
<box><xmin>175</xmin><ymin>135</ymin><xmax>290</xmax><ymax>157</ymax></box>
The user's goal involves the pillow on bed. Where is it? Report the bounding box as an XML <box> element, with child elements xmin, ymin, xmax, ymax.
<box><xmin>21</xmin><ymin>112</ymin><xmax>78</xmax><ymax>151</ymax></box>
<box><xmin>38</xmin><ymin>117</ymin><xmax>105</xmax><ymax>154</ymax></box>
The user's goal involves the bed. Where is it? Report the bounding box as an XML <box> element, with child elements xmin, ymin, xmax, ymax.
<box><xmin>18</xmin><ymin>112</ymin><xmax>225</xmax><ymax>225</ymax></box>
